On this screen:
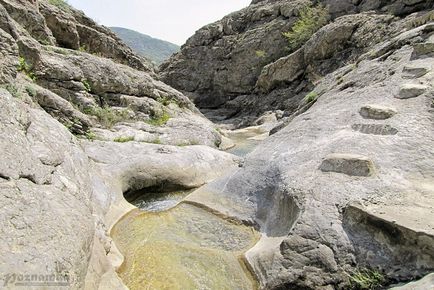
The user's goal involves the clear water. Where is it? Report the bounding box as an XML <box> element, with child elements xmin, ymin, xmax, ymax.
<box><xmin>226</xmin><ymin>129</ymin><xmax>264</xmax><ymax>157</ymax></box>
<box><xmin>112</xmin><ymin>127</ymin><xmax>265</xmax><ymax>289</ymax></box>
<box><xmin>111</xmin><ymin>204</ymin><xmax>259</xmax><ymax>290</ymax></box>
<box><xmin>131</xmin><ymin>189</ymin><xmax>194</xmax><ymax>212</ymax></box>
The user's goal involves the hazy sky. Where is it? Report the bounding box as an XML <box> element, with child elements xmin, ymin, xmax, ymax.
<box><xmin>68</xmin><ymin>0</ymin><xmax>251</xmax><ymax>45</ymax></box>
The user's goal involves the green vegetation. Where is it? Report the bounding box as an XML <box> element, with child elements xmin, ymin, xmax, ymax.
<box><xmin>149</xmin><ymin>137</ymin><xmax>161</xmax><ymax>144</ymax></box>
<box><xmin>85</xmin><ymin>131</ymin><xmax>97</xmax><ymax>141</ymax></box>
<box><xmin>255</xmin><ymin>50</ymin><xmax>267</xmax><ymax>58</ymax></box>
<box><xmin>82</xmin><ymin>79</ymin><xmax>92</xmax><ymax>92</ymax></box>
<box><xmin>282</xmin><ymin>4</ymin><xmax>328</xmax><ymax>51</ymax></box>
<box><xmin>157</xmin><ymin>96</ymin><xmax>178</xmax><ymax>106</ymax></box>
<box><xmin>4</xmin><ymin>84</ymin><xmax>21</xmax><ymax>99</ymax></box>
<box><xmin>147</xmin><ymin>111</ymin><xmax>170</xmax><ymax>126</ymax></box>
<box><xmin>110</xmin><ymin>27</ymin><xmax>179</xmax><ymax>65</ymax></box>
<box><xmin>84</xmin><ymin>107</ymin><xmax>130</xmax><ymax>128</ymax></box>
<box><xmin>48</xmin><ymin>0</ymin><xmax>70</xmax><ymax>10</ymax></box>
<box><xmin>348</xmin><ymin>268</ymin><xmax>386</xmax><ymax>290</ymax></box>
<box><xmin>114</xmin><ymin>136</ymin><xmax>135</xmax><ymax>143</ymax></box>
<box><xmin>17</xmin><ymin>57</ymin><xmax>37</xmax><ymax>82</ymax></box>
<box><xmin>25</xmin><ymin>85</ymin><xmax>37</xmax><ymax>97</ymax></box>
<box><xmin>304</xmin><ymin>91</ymin><xmax>319</xmax><ymax>103</ymax></box>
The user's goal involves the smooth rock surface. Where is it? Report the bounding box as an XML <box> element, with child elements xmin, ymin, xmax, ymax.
<box><xmin>183</xmin><ymin>40</ymin><xmax>434</xmax><ymax>289</ymax></box>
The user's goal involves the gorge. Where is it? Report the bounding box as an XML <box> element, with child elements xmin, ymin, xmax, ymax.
<box><xmin>0</xmin><ymin>0</ymin><xmax>434</xmax><ymax>289</ymax></box>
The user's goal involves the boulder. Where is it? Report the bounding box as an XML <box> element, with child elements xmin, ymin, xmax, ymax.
<box><xmin>397</xmin><ymin>83</ymin><xmax>428</xmax><ymax>99</ymax></box>
<box><xmin>359</xmin><ymin>104</ymin><xmax>397</xmax><ymax>120</ymax></box>
<box><xmin>319</xmin><ymin>153</ymin><xmax>376</xmax><ymax>177</ymax></box>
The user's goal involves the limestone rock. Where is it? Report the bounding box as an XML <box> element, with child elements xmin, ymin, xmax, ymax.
<box><xmin>160</xmin><ymin>0</ymin><xmax>309</xmax><ymax>108</ymax></box>
<box><xmin>352</xmin><ymin>124</ymin><xmax>398</xmax><ymax>135</ymax></box>
<box><xmin>402</xmin><ymin>64</ymin><xmax>430</xmax><ymax>79</ymax></box>
<box><xmin>182</xmin><ymin>42</ymin><xmax>434</xmax><ymax>289</ymax></box>
<box><xmin>390</xmin><ymin>273</ymin><xmax>434</xmax><ymax>289</ymax></box>
<box><xmin>0</xmin><ymin>89</ymin><xmax>95</xmax><ymax>289</ymax></box>
<box><xmin>319</xmin><ymin>153</ymin><xmax>376</xmax><ymax>177</ymax></box>
<box><xmin>359</xmin><ymin>104</ymin><xmax>397</xmax><ymax>120</ymax></box>
<box><xmin>397</xmin><ymin>83</ymin><xmax>428</xmax><ymax>99</ymax></box>
<box><xmin>0</xmin><ymin>26</ymin><xmax>18</xmax><ymax>83</ymax></box>
<box><xmin>256</xmin><ymin>49</ymin><xmax>305</xmax><ymax>93</ymax></box>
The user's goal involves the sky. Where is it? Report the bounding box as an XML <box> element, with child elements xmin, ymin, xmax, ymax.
<box><xmin>68</xmin><ymin>0</ymin><xmax>251</xmax><ymax>45</ymax></box>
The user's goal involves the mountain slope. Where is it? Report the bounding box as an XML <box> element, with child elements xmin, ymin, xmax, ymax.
<box><xmin>111</xmin><ymin>27</ymin><xmax>179</xmax><ymax>64</ymax></box>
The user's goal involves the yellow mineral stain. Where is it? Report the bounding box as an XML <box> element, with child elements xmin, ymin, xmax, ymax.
<box><xmin>112</xmin><ymin>203</ymin><xmax>260</xmax><ymax>290</ymax></box>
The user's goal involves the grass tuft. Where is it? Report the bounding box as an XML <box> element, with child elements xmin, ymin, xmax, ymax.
<box><xmin>304</xmin><ymin>91</ymin><xmax>319</xmax><ymax>103</ymax></box>
<box><xmin>48</xmin><ymin>0</ymin><xmax>70</xmax><ymax>10</ymax></box>
<box><xmin>147</xmin><ymin>111</ymin><xmax>170</xmax><ymax>126</ymax></box>
<box><xmin>348</xmin><ymin>268</ymin><xmax>386</xmax><ymax>290</ymax></box>
<box><xmin>84</xmin><ymin>107</ymin><xmax>130</xmax><ymax>128</ymax></box>
<box><xmin>17</xmin><ymin>57</ymin><xmax>37</xmax><ymax>82</ymax></box>
<box><xmin>114</xmin><ymin>136</ymin><xmax>134</xmax><ymax>143</ymax></box>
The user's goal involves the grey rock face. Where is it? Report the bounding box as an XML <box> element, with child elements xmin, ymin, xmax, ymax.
<box><xmin>0</xmin><ymin>1</ymin><xmax>230</xmax><ymax>288</ymax></box>
<box><xmin>161</xmin><ymin>0</ymin><xmax>310</xmax><ymax>108</ymax></box>
<box><xmin>183</xmin><ymin>29</ymin><xmax>434</xmax><ymax>289</ymax></box>
<box><xmin>0</xmin><ymin>0</ymin><xmax>221</xmax><ymax>147</ymax></box>
<box><xmin>0</xmin><ymin>89</ymin><xmax>95</xmax><ymax>289</ymax></box>
<box><xmin>161</xmin><ymin>0</ymin><xmax>433</xmax><ymax>123</ymax></box>
<box><xmin>38</xmin><ymin>0</ymin><xmax>154</xmax><ymax>73</ymax></box>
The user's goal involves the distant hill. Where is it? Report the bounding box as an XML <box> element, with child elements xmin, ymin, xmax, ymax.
<box><xmin>110</xmin><ymin>27</ymin><xmax>179</xmax><ymax>65</ymax></box>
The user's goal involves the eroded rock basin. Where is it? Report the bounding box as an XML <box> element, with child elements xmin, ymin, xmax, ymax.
<box><xmin>111</xmin><ymin>203</ymin><xmax>260</xmax><ymax>290</ymax></box>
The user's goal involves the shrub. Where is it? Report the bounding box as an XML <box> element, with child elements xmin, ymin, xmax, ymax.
<box><xmin>149</xmin><ymin>137</ymin><xmax>161</xmax><ymax>144</ymax></box>
<box><xmin>25</xmin><ymin>85</ymin><xmax>37</xmax><ymax>97</ymax></box>
<box><xmin>48</xmin><ymin>0</ymin><xmax>70</xmax><ymax>10</ymax></box>
<box><xmin>85</xmin><ymin>131</ymin><xmax>97</xmax><ymax>141</ymax></box>
<box><xmin>255</xmin><ymin>50</ymin><xmax>267</xmax><ymax>58</ymax></box>
<box><xmin>114</xmin><ymin>136</ymin><xmax>134</xmax><ymax>143</ymax></box>
<box><xmin>4</xmin><ymin>84</ymin><xmax>21</xmax><ymax>99</ymax></box>
<box><xmin>81</xmin><ymin>79</ymin><xmax>91</xmax><ymax>92</ymax></box>
<box><xmin>147</xmin><ymin>111</ymin><xmax>170</xmax><ymax>126</ymax></box>
<box><xmin>157</xmin><ymin>96</ymin><xmax>179</xmax><ymax>107</ymax></box>
<box><xmin>17</xmin><ymin>57</ymin><xmax>37</xmax><ymax>82</ymax></box>
<box><xmin>304</xmin><ymin>91</ymin><xmax>318</xmax><ymax>103</ymax></box>
<box><xmin>283</xmin><ymin>4</ymin><xmax>328</xmax><ymax>51</ymax></box>
<box><xmin>348</xmin><ymin>268</ymin><xmax>386</xmax><ymax>290</ymax></box>
<box><xmin>84</xmin><ymin>107</ymin><xmax>130</xmax><ymax>128</ymax></box>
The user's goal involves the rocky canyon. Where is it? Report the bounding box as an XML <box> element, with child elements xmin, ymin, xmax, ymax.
<box><xmin>0</xmin><ymin>0</ymin><xmax>433</xmax><ymax>289</ymax></box>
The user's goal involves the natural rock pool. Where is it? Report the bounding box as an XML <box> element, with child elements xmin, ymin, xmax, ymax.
<box><xmin>225</xmin><ymin>127</ymin><xmax>267</xmax><ymax>157</ymax></box>
<box><xmin>111</xmin><ymin>204</ymin><xmax>259</xmax><ymax>290</ymax></box>
<box><xmin>111</xmin><ymin>129</ymin><xmax>266</xmax><ymax>289</ymax></box>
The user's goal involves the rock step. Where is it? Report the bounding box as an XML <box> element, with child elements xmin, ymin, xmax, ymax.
<box><xmin>343</xmin><ymin>204</ymin><xmax>434</xmax><ymax>283</ymax></box>
<box><xmin>352</xmin><ymin>124</ymin><xmax>398</xmax><ymax>135</ymax></box>
<box><xmin>359</xmin><ymin>104</ymin><xmax>397</xmax><ymax>120</ymax></box>
<box><xmin>319</xmin><ymin>153</ymin><xmax>375</xmax><ymax>177</ymax></box>
<box><xmin>397</xmin><ymin>83</ymin><xmax>428</xmax><ymax>99</ymax></box>
<box><xmin>402</xmin><ymin>65</ymin><xmax>430</xmax><ymax>79</ymax></box>
<box><xmin>390</xmin><ymin>273</ymin><xmax>434</xmax><ymax>289</ymax></box>
<box><xmin>411</xmin><ymin>42</ymin><xmax>434</xmax><ymax>59</ymax></box>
